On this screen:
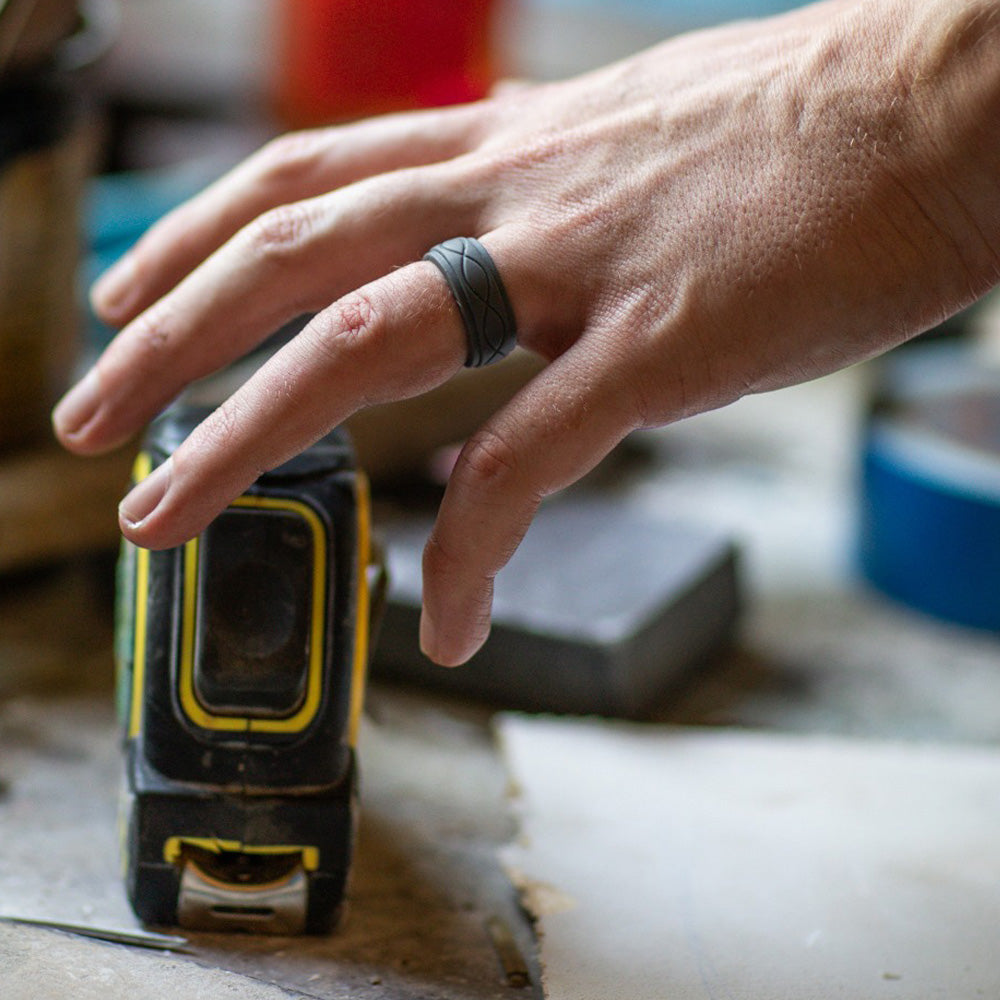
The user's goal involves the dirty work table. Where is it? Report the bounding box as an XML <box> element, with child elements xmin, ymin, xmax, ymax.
<box><xmin>0</xmin><ymin>686</ymin><xmax>527</xmax><ymax>1000</ymax></box>
<box><xmin>2</xmin><ymin>365</ymin><xmax>1000</xmax><ymax>999</ymax></box>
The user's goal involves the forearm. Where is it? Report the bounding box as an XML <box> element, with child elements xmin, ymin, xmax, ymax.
<box><xmin>853</xmin><ymin>0</ymin><xmax>1000</xmax><ymax>301</ymax></box>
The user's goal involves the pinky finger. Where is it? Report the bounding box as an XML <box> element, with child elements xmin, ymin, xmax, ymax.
<box><xmin>420</xmin><ymin>343</ymin><xmax>640</xmax><ymax>666</ymax></box>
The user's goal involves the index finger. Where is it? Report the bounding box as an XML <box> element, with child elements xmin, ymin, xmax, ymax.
<box><xmin>117</xmin><ymin>260</ymin><xmax>468</xmax><ymax>550</ymax></box>
<box><xmin>92</xmin><ymin>106</ymin><xmax>483</xmax><ymax>327</ymax></box>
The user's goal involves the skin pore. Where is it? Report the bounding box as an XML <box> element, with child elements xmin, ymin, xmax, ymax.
<box><xmin>53</xmin><ymin>0</ymin><xmax>1000</xmax><ymax>666</ymax></box>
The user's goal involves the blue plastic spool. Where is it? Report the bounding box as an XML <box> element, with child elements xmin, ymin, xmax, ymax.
<box><xmin>860</xmin><ymin>411</ymin><xmax>1000</xmax><ymax>632</ymax></box>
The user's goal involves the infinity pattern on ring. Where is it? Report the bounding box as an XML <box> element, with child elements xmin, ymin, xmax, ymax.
<box><xmin>424</xmin><ymin>237</ymin><xmax>518</xmax><ymax>367</ymax></box>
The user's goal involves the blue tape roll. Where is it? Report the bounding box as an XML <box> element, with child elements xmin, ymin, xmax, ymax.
<box><xmin>860</xmin><ymin>414</ymin><xmax>1000</xmax><ymax>631</ymax></box>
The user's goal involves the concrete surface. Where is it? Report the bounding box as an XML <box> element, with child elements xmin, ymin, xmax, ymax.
<box><xmin>1</xmin><ymin>921</ymin><xmax>301</xmax><ymax>1000</ymax></box>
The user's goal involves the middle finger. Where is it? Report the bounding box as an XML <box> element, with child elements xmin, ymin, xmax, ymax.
<box><xmin>117</xmin><ymin>257</ymin><xmax>470</xmax><ymax>551</ymax></box>
<box><xmin>55</xmin><ymin>161</ymin><xmax>483</xmax><ymax>455</ymax></box>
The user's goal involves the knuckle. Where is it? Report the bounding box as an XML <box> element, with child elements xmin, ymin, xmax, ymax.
<box><xmin>308</xmin><ymin>290</ymin><xmax>385</xmax><ymax>367</ymax></box>
<box><xmin>129</xmin><ymin>303</ymin><xmax>176</xmax><ymax>361</ymax></box>
<box><xmin>244</xmin><ymin>203</ymin><xmax>314</xmax><ymax>262</ymax></box>
<box><xmin>334</xmin><ymin>289</ymin><xmax>381</xmax><ymax>343</ymax></box>
<box><xmin>463</xmin><ymin>136</ymin><xmax>564</xmax><ymax>185</ymax></box>
<box><xmin>457</xmin><ymin>428</ymin><xmax>522</xmax><ymax>494</ymax></box>
<box><xmin>253</xmin><ymin>130</ymin><xmax>327</xmax><ymax>185</ymax></box>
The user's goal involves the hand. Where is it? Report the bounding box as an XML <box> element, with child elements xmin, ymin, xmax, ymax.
<box><xmin>52</xmin><ymin>0</ymin><xmax>1000</xmax><ymax>665</ymax></box>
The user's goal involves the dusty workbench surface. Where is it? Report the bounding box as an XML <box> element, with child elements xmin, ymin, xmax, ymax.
<box><xmin>0</xmin><ymin>686</ymin><xmax>533</xmax><ymax>999</ymax></box>
<box><xmin>2</xmin><ymin>365</ymin><xmax>1000</xmax><ymax>999</ymax></box>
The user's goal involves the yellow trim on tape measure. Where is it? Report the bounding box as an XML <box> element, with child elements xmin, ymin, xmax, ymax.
<box><xmin>178</xmin><ymin>495</ymin><xmax>328</xmax><ymax>734</ymax></box>
<box><xmin>127</xmin><ymin>452</ymin><xmax>154</xmax><ymax>740</ymax></box>
<box><xmin>163</xmin><ymin>836</ymin><xmax>320</xmax><ymax>871</ymax></box>
<box><xmin>348</xmin><ymin>473</ymin><xmax>372</xmax><ymax>748</ymax></box>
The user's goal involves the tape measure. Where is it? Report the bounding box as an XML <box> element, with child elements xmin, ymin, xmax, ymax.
<box><xmin>116</xmin><ymin>405</ymin><xmax>384</xmax><ymax>934</ymax></box>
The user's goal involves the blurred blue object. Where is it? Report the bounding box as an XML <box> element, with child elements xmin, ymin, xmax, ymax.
<box><xmin>84</xmin><ymin>159</ymin><xmax>231</xmax><ymax>350</ymax></box>
<box><xmin>861</xmin><ymin>420</ymin><xmax>1000</xmax><ymax>632</ymax></box>
<box><xmin>859</xmin><ymin>343</ymin><xmax>1000</xmax><ymax>633</ymax></box>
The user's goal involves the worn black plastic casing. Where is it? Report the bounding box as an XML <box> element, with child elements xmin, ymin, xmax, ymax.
<box><xmin>117</xmin><ymin>407</ymin><xmax>368</xmax><ymax>932</ymax></box>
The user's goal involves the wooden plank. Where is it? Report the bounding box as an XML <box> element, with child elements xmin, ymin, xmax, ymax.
<box><xmin>0</xmin><ymin>445</ymin><xmax>135</xmax><ymax>573</ymax></box>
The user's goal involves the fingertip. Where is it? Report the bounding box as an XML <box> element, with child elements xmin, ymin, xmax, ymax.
<box><xmin>418</xmin><ymin>565</ymin><xmax>494</xmax><ymax>667</ymax></box>
<box><xmin>57</xmin><ymin>423</ymin><xmax>137</xmax><ymax>457</ymax></box>
<box><xmin>419</xmin><ymin>607</ymin><xmax>488</xmax><ymax>667</ymax></box>
<box><xmin>116</xmin><ymin>456</ymin><xmax>201</xmax><ymax>550</ymax></box>
<box><xmin>418</xmin><ymin>609</ymin><xmax>449</xmax><ymax>665</ymax></box>
<box><xmin>52</xmin><ymin>380</ymin><xmax>136</xmax><ymax>456</ymax></box>
<box><xmin>117</xmin><ymin>501</ymin><xmax>194</xmax><ymax>552</ymax></box>
<box><xmin>91</xmin><ymin>253</ymin><xmax>139</xmax><ymax>325</ymax></box>
<box><xmin>51</xmin><ymin>417</ymin><xmax>92</xmax><ymax>454</ymax></box>
<box><xmin>52</xmin><ymin>367</ymin><xmax>104</xmax><ymax>451</ymax></box>
<box><xmin>117</xmin><ymin>509</ymin><xmax>159</xmax><ymax>549</ymax></box>
<box><xmin>117</xmin><ymin>518</ymin><xmax>185</xmax><ymax>552</ymax></box>
<box><xmin>119</xmin><ymin>456</ymin><xmax>171</xmax><ymax>531</ymax></box>
<box><xmin>117</xmin><ymin>510</ymin><xmax>150</xmax><ymax>547</ymax></box>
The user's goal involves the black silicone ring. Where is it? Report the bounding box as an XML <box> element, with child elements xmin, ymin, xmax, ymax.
<box><xmin>424</xmin><ymin>237</ymin><xmax>518</xmax><ymax>367</ymax></box>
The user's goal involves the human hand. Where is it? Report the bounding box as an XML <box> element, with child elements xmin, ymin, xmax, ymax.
<box><xmin>53</xmin><ymin>0</ymin><xmax>1000</xmax><ymax>665</ymax></box>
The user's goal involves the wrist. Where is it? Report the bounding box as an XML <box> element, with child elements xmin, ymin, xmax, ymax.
<box><xmin>793</xmin><ymin>0</ymin><xmax>1000</xmax><ymax>334</ymax></box>
<box><xmin>879</xmin><ymin>0</ymin><xmax>1000</xmax><ymax>295</ymax></box>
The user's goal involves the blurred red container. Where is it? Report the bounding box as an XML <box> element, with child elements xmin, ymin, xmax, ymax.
<box><xmin>273</xmin><ymin>0</ymin><xmax>502</xmax><ymax>127</ymax></box>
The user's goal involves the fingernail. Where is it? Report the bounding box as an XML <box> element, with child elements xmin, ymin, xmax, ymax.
<box><xmin>52</xmin><ymin>367</ymin><xmax>102</xmax><ymax>439</ymax></box>
<box><xmin>120</xmin><ymin>457</ymin><xmax>172</xmax><ymax>529</ymax></box>
<box><xmin>91</xmin><ymin>253</ymin><xmax>137</xmax><ymax>319</ymax></box>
